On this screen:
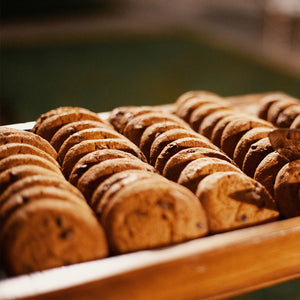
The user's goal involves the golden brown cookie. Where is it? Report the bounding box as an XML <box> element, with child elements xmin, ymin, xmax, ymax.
<box><xmin>69</xmin><ymin>149</ymin><xmax>142</xmax><ymax>186</ymax></box>
<box><xmin>163</xmin><ymin>147</ymin><xmax>234</xmax><ymax>182</ymax></box>
<box><xmin>109</xmin><ymin>106</ymin><xmax>162</xmax><ymax>133</ymax></box>
<box><xmin>267</xmin><ymin>98</ymin><xmax>298</xmax><ymax>125</ymax></box>
<box><xmin>0</xmin><ymin>165</ymin><xmax>64</xmax><ymax>194</ymax></box>
<box><xmin>57</xmin><ymin>127</ymin><xmax>123</xmax><ymax>164</ymax></box>
<box><xmin>198</xmin><ymin>109</ymin><xmax>235</xmax><ymax>139</ymax></box>
<box><xmin>91</xmin><ymin>170</ymin><xmax>162</xmax><ymax>216</ymax></box>
<box><xmin>61</xmin><ymin>138</ymin><xmax>147</xmax><ymax>179</ymax></box>
<box><xmin>275</xmin><ymin>104</ymin><xmax>300</xmax><ymax>128</ymax></box>
<box><xmin>0</xmin><ymin>186</ymin><xmax>87</xmax><ymax>225</ymax></box>
<box><xmin>33</xmin><ymin>109</ymin><xmax>104</xmax><ymax>142</ymax></box>
<box><xmin>257</xmin><ymin>93</ymin><xmax>292</xmax><ymax>120</ymax></box>
<box><xmin>50</xmin><ymin>120</ymin><xmax>113</xmax><ymax>151</ymax></box>
<box><xmin>77</xmin><ymin>158</ymin><xmax>156</xmax><ymax>202</ymax></box>
<box><xmin>0</xmin><ymin>127</ymin><xmax>57</xmax><ymax>159</ymax></box>
<box><xmin>0</xmin><ymin>143</ymin><xmax>60</xmax><ymax>168</ymax></box>
<box><xmin>196</xmin><ymin>172</ymin><xmax>279</xmax><ymax>233</ymax></box>
<box><xmin>139</xmin><ymin>121</ymin><xmax>188</xmax><ymax>160</ymax></box>
<box><xmin>176</xmin><ymin>96</ymin><xmax>224</xmax><ymax>122</ymax></box>
<box><xmin>290</xmin><ymin>115</ymin><xmax>300</xmax><ymax>129</ymax></box>
<box><xmin>101</xmin><ymin>177</ymin><xmax>208</xmax><ymax>254</ymax></box>
<box><xmin>154</xmin><ymin>136</ymin><xmax>220</xmax><ymax>174</ymax></box>
<box><xmin>149</xmin><ymin>128</ymin><xmax>203</xmax><ymax>166</ymax></box>
<box><xmin>175</xmin><ymin>90</ymin><xmax>219</xmax><ymax>107</ymax></box>
<box><xmin>122</xmin><ymin>112</ymin><xmax>189</xmax><ymax>146</ymax></box>
<box><xmin>254</xmin><ymin>152</ymin><xmax>289</xmax><ymax>197</ymax></box>
<box><xmin>220</xmin><ymin>118</ymin><xmax>274</xmax><ymax>158</ymax></box>
<box><xmin>242</xmin><ymin>138</ymin><xmax>274</xmax><ymax>177</ymax></box>
<box><xmin>211</xmin><ymin>114</ymin><xmax>242</xmax><ymax>147</ymax></box>
<box><xmin>233</xmin><ymin>127</ymin><xmax>273</xmax><ymax>168</ymax></box>
<box><xmin>178</xmin><ymin>157</ymin><xmax>242</xmax><ymax>193</ymax></box>
<box><xmin>0</xmin><ymin>174</ymin><xmax>84</xmax><ymax>206</ymax></box>
<box><xmin>0</xmin><ymin>199</ymin><xmax>108</xmax><ymax>276</ymax></box>
<box><xmin>274</xmin><ymin>160</ymin><xmax>300</xmax><ymax>218</ymax></box>
<box><xmin>0</xmin><ymin>154</ymin><xmax>61</xmax><ymax>175</ymax></box>
<box><xmin>189</xmin><ymin>102</ymin><xmax>231</xmax><ymax>131</ymax></box>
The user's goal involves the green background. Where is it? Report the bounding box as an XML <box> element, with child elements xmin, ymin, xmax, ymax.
<box><xmin>1</xmin><ymin>35</ymin><xmax>300</xmax><ymax>124</ymax></box>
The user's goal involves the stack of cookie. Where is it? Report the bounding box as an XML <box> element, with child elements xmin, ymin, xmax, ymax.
<box><xmin>109</xmin><ymin>104</ymin><xmax>279</xmax><ymax>233</ymax></box>
<box><xmin>175</xmin><ymin>91</ymin><xmax>300</xmax><ymax>219</ymax></box>
<box><xmin>0</xmin><ymin>127</ymin><xmax>108</xmax><ymax>276</ymax></box>
<box><xmin>257</xmin><ymin>93</ymin><xmax>300</xmax><ymax>128</ymax></box>
<box><xmin>32</xmin><ymin>106</ymin><xmax>209</xmax><ymax>254</ymax></box>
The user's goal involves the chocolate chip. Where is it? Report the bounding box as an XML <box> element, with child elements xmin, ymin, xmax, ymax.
<box><xmin>240</xmin><ymin>214</ymin><xmax>248</xmax><ymax>222</ymax></box>
<box><xmin>157</xmin><ymin>200</ymin><xmax>174</xmax><ymax>210</ymax></box>
<box><xmin>196</xmin><ymin>222</ymin><xmax>202</xmax><ymax>228</ymax></box>
<box><xmin>251</xmin><ymin>145</ymin><xmax>257</xmax><ymax>150</ymax></box>
<box><xmin>60</xmin><ymin>228</ymin><xmax>73</xmax><ymax>240</ymax></box>
<box><xmin>55</xmin><ymin>217</ymin><xmax>62</xmax><ymax>227</ymax></box>
<box><xmin>166</xmin><ymin>143</ymin><xmax>178</xmax><ymax>154</ymax></box>
<box><xmin>22</xmin><ymin>196</ymin><xmax>30</xmax><ymax>204</ymax></box>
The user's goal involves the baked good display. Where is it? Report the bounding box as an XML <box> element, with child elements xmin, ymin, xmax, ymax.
<box><xmin>1</xmin><ymin>90</ymin><xmax>298</xmax><ymax>280</ymax></box>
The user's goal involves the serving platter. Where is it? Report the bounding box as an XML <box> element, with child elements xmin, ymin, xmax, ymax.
<box><xmin>0</xmin><ymin>93</ymin><xmax>299</xmax><ymax>300</ymax></box>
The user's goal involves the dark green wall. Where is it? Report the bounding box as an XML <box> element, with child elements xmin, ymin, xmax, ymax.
<box><xmin>1</xmin><ymin>35</ymin><xmax>300</xmax><ymax>124</ymax></box>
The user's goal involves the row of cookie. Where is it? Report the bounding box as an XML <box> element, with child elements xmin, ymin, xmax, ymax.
<box><xmin>0</xmin><ymin>127</ymin><xmax>108</xmax><ymax>276</ymax></box>
<box><xmin>32</xmin><ymin>107</ymin><xmax>209</xmax><ymax>254</ymax></box>
<box><xmin>257</xmin><ymin>92</ymin><xmax>300</xmax><ymax>128</ymax></box>
<box><xmin>175</xmin><ymin>91</ymin><xmax>300</xmax><ymax>218</ymax></box>
<box><xmin>109</xmin><ymin>105</ymin><xmax>279</xmax><ymax>233</ymax></box>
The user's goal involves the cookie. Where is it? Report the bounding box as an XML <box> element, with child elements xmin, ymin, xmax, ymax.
<box><xmin>0</xmin><ymin>174</ymin><xmax>84</xmax><ymax>206</ymax></box>
<box><xmin>242</xmin><ymin>138</ymin><xmax>274</xmax><ymax>177</ymax></box>
<box><xmin>61</xmin><ymin>138</ymin><xmax>147</xmax><ymax>179</ymax></box>
<box><xmin>267</xmin><ymin>98</ymin><xmax>298</xmax><ymax>125</ymax></box>
<box><xmin>163</xmin><ymin>147</ymin><xmax>234</xmax><ymax>182</ymax></box>
<box><xmin>196</xmin><ymin>172</ymin><xmax>279</xmax><ymax>233</ymax></box>
<box><xmin>275</xmin><ymin>104</ymin><xmax>300</xmax><ymax>128</ymax></box>
<box><xmin>109</xmin><ymin>106</ymin><xmax>162</xmax><ymax>133</ymax></box>
<box><xmin>122</xmin><ymin>112</ymin><xmax>189</xmax><ymax>146</ymax></box>
<box><xmin>274</xmin><ymin>160</ymin><xmax>300</xmax><ymax>218</ymax></box>
<box><xmin>220</xmin><ymin>118</ymin><xmax>274</xmax><ymax>158</ymax></box>
<box><xmin>77</xmin><ymin>158</ymin><xmax>156</xmax><ymax>202</ymax></box>
<box><xmin>69</xmin><ymin>149</ymin><xmax>142</xmax><ymax>186</ymax></box>
<box><xmin>101</xmin><ymin>177</ymin><xmax>208</xmax><ymax>254</ymax></box>
<box><xmin>149</xmin><ymin>128</ymin><xmax>203</xmax><ymax>166</ymax></box>
<box><xmin>189</xmin><ymin>103</ymin><xmax>231</xmax><ymax>132</ymax></box>
<box><xmin>0</xmin><ymin>199</ymin><xmax>108</xmax><ymax>275</ymax></box>
<box><xmin>198</xmin><ymin>109</ymin><xmax>235</xmax><ymax>139</ymax></box>
<box><xmin>50</xmin><ymin>120</ymin><xmax>113</xmax><ymax>152</ymax></box>
<box><xmin>139</xmin><ymin>121</ymin><xmax>188</xmax><ymax>160</ymax></box>
<box><xmin>178</xmin><ymin>157</ymin><xmax>242</xmax><ymax>193</ymax></box>
<box><xmin>0</xmin><ymin>154</ymin><xmax>61</xmax><ymax>175</ymax></box>
<box><xmin>91</xmin><ymin>170</ymin><xmax>162</xmax><ymax>216</ymax></box>
<box><xmin>34</xmin><ymin>109</ymin><xmax>104</xmax><ymax>142</ymax></box>
<box><xmin>0</xmin><ymin>127</ymin><xmax>57</xmax><ymax>159</ymax></box>
<box><xmin>176</xmin><ymin>96</ymin><xmax>223</xmax><ymax>122</ymax></box>
<box><xmin>257</xmin><ymin>93</ymin><xmax>291</xmax><ymax>120</ymax></box>
<box><xmin>211</xmin><ymin>114</ymin><xmax>242</xmax><ymax>147</ymax></box>
<box><xmin>57</xmin><ymin>127</ymin><xmax>124</xmax><ymax>164</ymax></box>
<box><xmin>0</xmin><ymin>143</ymin><xmax>60</xmax><ymax>169</ymax></box>
<box><xmin>154</xmin><ymin>136</ymin><xmax>220</xmax><ymax>174</ymax></box>
<box><xmin>233</xmin><ymin>127</ymin><xmax>273</xmax><ymax>168</ymax></box>
<box><xmin>0</xmin><ymin>165</ymin><xmax>64</xmax><ymax>194</ymax></box>
<box><xmin>290</xmin><ymin>115</ymin><xmax>300</xmax><ymax>129</ymax></box>
<box><xmin>0</xmin><ymin>186</ymin><xmax>87</xmax><ymax>225</ymax></box>
<box><xmin>254</xmin><ymin>152</ymin><xmax>289</xmax><ymax>197</ymax></box>
<box><xmin>175</xmin><ymin>90</ymin><xmax>219</xmax><ymax>107</ymax></box>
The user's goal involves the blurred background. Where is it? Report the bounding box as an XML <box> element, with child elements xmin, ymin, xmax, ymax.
<box><xmin>1</xmin><ymin>0</ymin><xmax>300</xmax><ymax>297</ymax></box>
<box><xmin>1</xmin><ymin>0</ymin><xmax>300</xmax><ymax>125</ymax></box>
